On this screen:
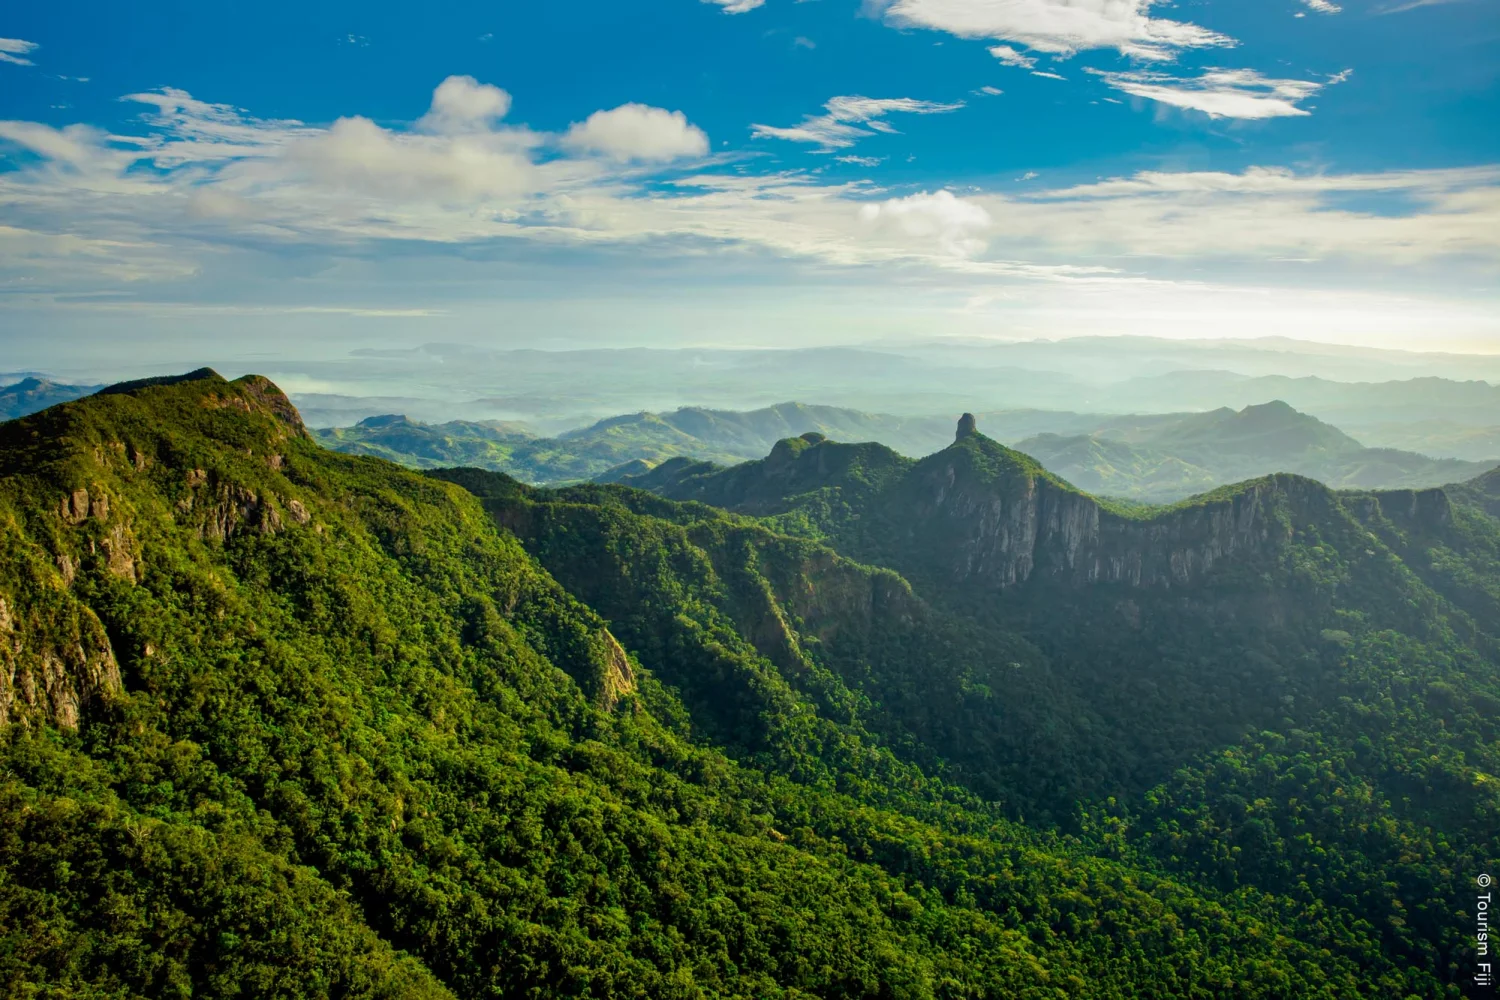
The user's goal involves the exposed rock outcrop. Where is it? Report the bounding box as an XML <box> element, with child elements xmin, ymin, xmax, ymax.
<box><xmin>899</xmin><ymin>448</ymin><xmax>1311</xmax><ymax>589</ymax></box>
<box><xmin>0</xmin><ymin>594</ymin><xmax>122</xmax><ymax>729</ymax></box>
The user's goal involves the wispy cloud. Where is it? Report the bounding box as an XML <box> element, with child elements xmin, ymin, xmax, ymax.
<box><xmin>1377</xmin><ymin>0</ymin><xmax>1468</xmax><ymax>12</ymax></box>
<box><xmin>1088</xmin><ymin>67</ymin><xmax>1347</xmax><ymax>119</ymax></box>
<box><xmin>0</xmin><ymin>37</ymin><xmax>39</xmax><ymax>66</ymax></box>
<box><xmin>751</xmin><ymin>95</ymin><xmax>964</xmax><ymax>151</ymax></box>
<box><xmin>703</xmin><ymin>0</ymin><xmax>765</xmax><ymax>12</ymax></box>
<box><xmin>875</xmin><ymin>0</ymin><xmax>1234</xmax><ymax>60</ymax></box>
<box><xmin>988</xmin><ymin>44</ymin><xmax>1036</xmax><ymax>69</ymax></box>
<box><xmin>1032</xmin><ymin>70</ymin><xmax>1066</xmax><ymax>81</ymax></box>
<box><xmin>1300</xmin><ymin>0</ymin><xmax>1342</xmax><ymax>13</ymax></box>
<box><xmin>836</xmin><ymin>155</ymin><xmax>886</xmax><ymax>166</ymax></box>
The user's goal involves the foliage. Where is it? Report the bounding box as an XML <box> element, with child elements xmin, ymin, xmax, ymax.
<box><xmin>1</xmin><ymin>374</ymin><xmax>1496</xmax><ymax>997</ymax></box>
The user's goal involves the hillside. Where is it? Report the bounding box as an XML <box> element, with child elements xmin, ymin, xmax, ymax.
<box><xmin>544</xmin><ymin>417</ymin><xmax>1500</xmax><ymax>993</ymax></box>
<box><xmin>1012</xmin><ymin>401</ymin><xmax>1496</xmax><ymax>501</ymax></box>
<box><xmin>10</xmin><ymin>371</ymin><xmax>1480</xmax><ymax>996</ymax></box>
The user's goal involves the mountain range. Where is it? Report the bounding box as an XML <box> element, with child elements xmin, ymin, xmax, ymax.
<box><xmin>2</xmin><ymin>369</ymin><xmax>1498</xmax><ymax>996</ymax></box>
<box><xmin>313</xmin><ymin>400</ymin><xmax>1496</xmax><ymax>502</ymax></box>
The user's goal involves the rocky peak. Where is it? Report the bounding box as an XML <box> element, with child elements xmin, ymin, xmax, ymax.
<box><xmin>956</xmin><ymin>413</ymin><xmax>978</xmax><ymax>441</ymax></box>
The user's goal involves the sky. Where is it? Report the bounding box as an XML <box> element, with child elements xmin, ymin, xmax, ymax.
<box><xmin>1</xmin><ymin>0</ymin><xmax>1498</xmax><ymax>374</ymax></box>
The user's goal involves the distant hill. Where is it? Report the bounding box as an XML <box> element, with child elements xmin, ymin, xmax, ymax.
<box><xmin>0</xmin><ymin>377</ymin><xmax>101</xmax><ymax>420</ymax></box>
<box><xmin>1011</xmin><ymin>401</ymin><xmax>1497</xmax><ymax>501</ymax></box>
<box><xmin>1098</xmin><ymin>371</ymin><xmax>1500</xmax><ymax>428</ymax></box>
<box><xmin>314</xmin><ymin>403</ymin><xmax>955</xmax><ymax>483</ymax></box>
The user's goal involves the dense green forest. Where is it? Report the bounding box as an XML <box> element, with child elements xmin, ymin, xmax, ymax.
<box><xmin>2</xmin><ymin>373</ymin><xmax>1497</xmax><ymax>997</ymax></box>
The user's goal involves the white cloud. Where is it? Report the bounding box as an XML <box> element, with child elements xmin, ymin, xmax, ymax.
<box><xmin>836</xmin><ymin>155</ymin><xmax>885</xmax><ymax>166</ymax></box>
<box><xmin>877</xmin><ymin>0</ymin><xmax>1234</xmax><ymax>60</ymax></box>
<box><xmin>988</xmin><ymin>44</ymin><xmax>1036</xmax><ymax>68</ymax></box>
<box><xmin>859</xmin><ymin>190</ymin><xmax>992</xmax><ymax>256</ymax></box>
<box><xmin>561</xmin><ymin>104</ymin><xmax>709</xmax><ymax>161</ymax></box>
<box><xmin>703</xmin><ymin>0</ymin><xmax>765</xmax><ymax>12</ymax></box>
<box><xmin>0</xmin><ymin>38</ymin><xmax>38</xmax><ymax>66</ymax></box>
<box><xmin>0</xmin><ymin>121</ymin><xmax>111</xmax><ymax>166</ymax></box>
<box><xmin>417</xmin><ymin>76</ymin><xmax>512</xmax><ymax>133</ymax></box>
<box><xmin>981</xmin><ymin>165</ymin><xmax>1500</xmax><ymax>264</ymax></box>
<box><xmin>752</xmin><ymin>95</ymin><xmax>964</xmax><ymax>151</ymax></box>
<box><xmin>274</xmin><ymin>115</ymin><xmax>541</xmax><ymax>201</ymax></box>
<box><xmin>1088</xmin><ymin>67</ymin><xmax>1339</xmax><ymax>119</ymax></box>
<box><xmin>1031</xmin><ymin>70</ymin><xmax>1066</xmax><ymax>81</ymax></box>
<box><xmin>978</xmin><ymin>86</ymin><xmax>1004</xmax><ymax>95</ymax></box>
<box><xmin>1300</xmin><ymin>0</ymin><xmax>1342</xmax><ymax>12</ymax></box>
<box><xmin>0</xmin><ymin>79</ymin><xmax>1496</xmax><ymax>315</ymax></box>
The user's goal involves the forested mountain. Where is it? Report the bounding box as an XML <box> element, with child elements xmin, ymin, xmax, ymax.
<box><xmin>0</xmin><ymin>377</ymin><xmax>101</xmax><ymax>421</ymax></box>
<box><xmin>3</xmin><ymin>373</ymin><xmax>1498</xmax><ymax>997</ymax></box>
<box><xmin>1013</xmin><ymin>401</ymin><xmax>1496</xmax><ymax>500</ymax></box>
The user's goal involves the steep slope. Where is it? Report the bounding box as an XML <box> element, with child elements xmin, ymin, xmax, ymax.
<box><xmin>1</xmin><ymin>372</ymin><xmax>1425</xmax><ymax>998</ymax></box>
<box><xmin>0</xmin><ymin>377</ymin><xmax>102</xmax><ymax>421</ymax></box>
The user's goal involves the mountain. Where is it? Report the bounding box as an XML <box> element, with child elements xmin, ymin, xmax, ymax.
<box><xmin>1011</xmin><ymin>401</ymin><xmax>1496</xmax><ymax>501</ymax></box>
<box><xmin>570</xmin><ymin>415</ymin><xmax>1500</xmax><ymax>992</ymax></box>
<box><xmin>314</xmin><ymin>403</ymin><xmax>956</xmax><ymax>484</ymax></box>
<box><xmin>4</xmin><ymin>374</ymin><xmax>1499</xmax><ymax>996</ymax></box>
<box><xmin>0</xmin><ymin>377</ymin><xmax>101</xmax><ymax>421</ymax></box>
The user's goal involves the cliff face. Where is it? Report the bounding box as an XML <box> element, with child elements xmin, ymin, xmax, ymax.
<box><xmin>898</xmin><ymin>449</ymin><xmax>1311</xmax><ymax>589</ymax></box>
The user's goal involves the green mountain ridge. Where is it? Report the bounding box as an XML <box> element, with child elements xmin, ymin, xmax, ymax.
<box><xmin>2</xmin><ymin>374</ymin><xmax>1498</xmax><ymax>997</ymax></box>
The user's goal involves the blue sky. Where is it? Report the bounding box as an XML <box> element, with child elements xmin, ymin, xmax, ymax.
<box><xmin>1</xmin><ymin>0</ymin><xmax>1497</xmax><ymax>374</ymax></box>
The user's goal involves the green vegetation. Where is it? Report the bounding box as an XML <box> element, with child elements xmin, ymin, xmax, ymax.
<box><xmin>1</xmin><ymin>375</ymin><xmax>1497</xmax><ymax>997</ymax></box>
